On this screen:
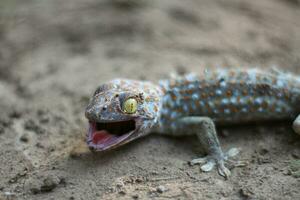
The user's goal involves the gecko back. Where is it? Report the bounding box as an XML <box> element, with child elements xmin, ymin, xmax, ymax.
<box><xmin>159</xmin><ymin>68</ymin><xmax>300</xmax><ymax>127</ymax></box>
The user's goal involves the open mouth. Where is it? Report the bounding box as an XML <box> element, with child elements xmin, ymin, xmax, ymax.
<box><xmin>87</xmin><ymin>120</ymin><xmax>136</xmax><ymax>151</ymax></box>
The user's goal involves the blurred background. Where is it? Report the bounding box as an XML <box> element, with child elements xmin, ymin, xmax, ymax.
<box><xmin>0</xmin><ymin>0</ymin><xmax>299</xmax><ymax>199</ymax></box>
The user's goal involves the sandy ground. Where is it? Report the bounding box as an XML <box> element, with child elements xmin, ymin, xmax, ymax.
<box><xmin>0</xmin><ymin>0</ymin><xmax>300</xmax><ymax>199</ymax></box>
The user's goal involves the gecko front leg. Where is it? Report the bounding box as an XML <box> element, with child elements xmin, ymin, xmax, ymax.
<box><xmin>177</xmin><ymin>117</ymin><xmax>245</xmax><ymax>178</ymax></box>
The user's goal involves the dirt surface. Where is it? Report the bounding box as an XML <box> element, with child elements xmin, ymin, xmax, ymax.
<box><xmin>0</xmin><ymin>0</ymin><xmax>300</xmax><ymax>199</ymax></box>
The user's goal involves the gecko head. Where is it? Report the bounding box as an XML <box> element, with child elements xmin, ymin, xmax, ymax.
<box><xmin>85</xmin><ymin>79</ymin><xmax>162</xmax><ymax>152</ymax></box>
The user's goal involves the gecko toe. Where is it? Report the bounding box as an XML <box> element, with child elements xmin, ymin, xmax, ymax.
<box><xmin>190</xmin><ymin>157</ymin><xmax>208</xmax><ymax>165</ymax></box>
<box><xmin>200</xmin><ymin>160</ymin><xmax>216</xmax><ymax>172</ymax></box>
<box><xmin>190</xmin><ymin>156</ymin><xmax>216</xmax><ymax>172</ymax></box>
<box><xmin>225</xmin><ymin>148</ymin><xmax>240</xmax><ymax>158</ymax></box>
<box><xmin>190</xmin><ymin>147</ymin><xmax>247</xmax><ymax>178</ymax></box>
<box><xmin>217</xmin><ymin>162</ymin><xmax>231</xmax><ymax>178</ymax></box>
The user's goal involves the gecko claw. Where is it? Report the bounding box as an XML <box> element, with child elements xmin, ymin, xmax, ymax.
<box><xmin>217</xmin><ymin>162</ymin><xmax>231</xmax><ymax>178</ymax></box>
<box><xmin>190</xmin><ymin>156</ymin><xmax>231</xmax><ymax>178</ymax></box>
<box><xmin>190</xmin><ymin>147</ymin><xmax>246</xmax><ymax>178</ymax></box>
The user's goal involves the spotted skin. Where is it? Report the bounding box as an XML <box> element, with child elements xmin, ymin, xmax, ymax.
<box><xmin>157</xmin><ymin>68</ymin><xmax>300</xmax><ymax>135</ymax></box>
<box><xmin>85</xmin><ymin>68</ymin><xmax>300</xmax><ymax>178</ymax></box>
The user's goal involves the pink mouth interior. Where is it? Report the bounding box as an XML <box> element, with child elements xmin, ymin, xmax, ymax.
<box><xmin>87</xmin><ymin>120</ymin><xmax>136</xmax><ymax>151</ymax></box>
<box><xmin>92</xmin><ymin>130</ymin><xmax>112</xmax><ymax>144</ymax></box>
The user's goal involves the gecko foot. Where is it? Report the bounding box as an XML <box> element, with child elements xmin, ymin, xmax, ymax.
<box><xmin>189</xmin><ymin>148</ymin><xmax>247</xmax><ymax>178</ymax></box>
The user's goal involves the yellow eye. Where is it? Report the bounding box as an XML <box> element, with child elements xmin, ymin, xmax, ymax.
<box><xmin>123</xmin><ymin>98</ymin><xmax>138</xmax><ymax>114</ymax></box>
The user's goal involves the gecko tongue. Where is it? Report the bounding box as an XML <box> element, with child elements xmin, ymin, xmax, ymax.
<box><xmin>92</xmin><ymin>130</ymin><xmax>112</xmax><ymax>144</ymax></box>
<box><xmin>87</xmin><ymin>121</ymin><xmax>136</xmax><ymax>151</ymax></box>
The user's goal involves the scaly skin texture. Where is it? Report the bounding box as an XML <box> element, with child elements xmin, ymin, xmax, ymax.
<box><xmin>85</xmin><ymin>68</ymin><xmax>300</xmax><ymax>178</ymax></box>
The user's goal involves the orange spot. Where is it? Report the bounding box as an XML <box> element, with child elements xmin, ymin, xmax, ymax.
<box><xmin>145</xmin><ymin>97</ymin><xmax>151</xmax><ymax>102</ymax></box>
<box><xmin>250</xmin><ymin>104</ymin><xmax>256</xmax><ymax>112</ymax></box>
<box><xmin>231</xmin><ymin>106</ymin><xmax>239</xmax><ymax>113</ymax></box>
<box><xmin>186</xmin><ymin>89</ymin><xmax>194</xmax><ymax>95</ymax></box>
<box><xmin>262</xmin><ymin>101</ymin><xmax>268</xmax><ymax>109</ymax></box>
<box><xmin>177</xmin><ymin>107</ymin><xmax>183</xmax><ymax>113</ymax></box>
<box><xmin>284</xmin><ymin>89</ymin><xmax>290</xmax><ymax>99</ymax></box>
<box><xmin>183</xmin><ymin>80</ymin><xmax>189</xmax><ymax>85</ymax></box>
<box><xmin>169</xmin><ymin>80</ymin><xmax>176</xmax><ymax>87</ymax></box>
<box><xmin>207</xmin><ymin>106</ymin><xmax>212</xmax><ymax>113</ymax></box>
<box><xmin>226</xmin><ymin>90</ymin><xmax>233</xmax><ymax>97</ymax></box>
<box><xmin>201</xmin><ymin>93</ymin><xmax>208</xmax><ymax>99</ymax></box>
<box><xmin>268</xmin><ymin>103</ymin><xmax>275</xmax><ymax>112</ymax></box>
<box><xmin>161</xmin><ymin>87</ymin><xmax>167</xmax><ymax>93</ymax></box>
<box><xmin>171</xmin><ymin>93</ymin><xmax>177</xmax><ymax>101</ymax></box>
<box><xmin>183</xmin><ymin>96</ymin><xmax>190</xmax><ymax>100</ymax></box>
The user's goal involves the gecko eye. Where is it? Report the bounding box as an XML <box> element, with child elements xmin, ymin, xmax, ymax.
<box><xmin>122</xmin><ymin>98</ymin><xmax>137</xmax><ymax>114</ymax></box>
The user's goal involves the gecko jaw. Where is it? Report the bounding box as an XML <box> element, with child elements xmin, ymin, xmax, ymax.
<box><xmin>87</xmin><ymin>119</ymin><xmax>136</xmax><ymax>151</ymax></box>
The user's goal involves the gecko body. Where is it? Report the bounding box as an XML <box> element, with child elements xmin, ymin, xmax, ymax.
<box><xmin>85</xmin><ymin>68</ymin><xmax>300</xmax><ymax>177</ymax></box>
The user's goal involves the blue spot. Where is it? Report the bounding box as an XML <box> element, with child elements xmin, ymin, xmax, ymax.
<box><xmin>276</xmin><ymin>107</ymin><xmax>282</xmax><ymax>113</ymax></box>
<box><xmin>174</xmin><ymin>87</ymin><xmax>180</xmax><ymax>92</ymax></box>
<box><xmin>185</xmin><ymin>74</ymin><xmax>197</xmax><ymax>81</ymax></box>
<box><xmin>230</xmin><ymin>97</ymin><xmax>237</xmax><ymax>104</ymax></box>
<box><xmin>208</xmin><ymin>101</ymin><xmax>214</xmax><ymax>107</ymax></box>
<box><xmin>220</xmin><ymin>81</ymin><xmax>227</xmax><ymax>87</ymax></box>
<box><xmin>242</xmin><ymin>107</ymin><xmax>248</xmax><ymax>112</ymax></box>
<box><xmin>191</xmin><ymin>103</ymin><xmax>197</xmax><ymax>110</ymax></box>
<box><xmin>240</xmin><ymin>97</ymin><xmax>246</xmax><ymax>104</ymax></box>
<box><xmin>188</xmin><ymin>84</ymin><xmax>196</xmax><ymax>90</ymax></box>
<box><xmin>163</xmin><ymin>94</ymin><xmax>171</xmax><ymax>103</ymax></box>
<box><xmin>159</xmin><ymin>80</ymin><xmax>170</xmax><ymax>90</ymax></box>
<box><xmin>254</xmin><ymin>97</ymin><xmax>263</xmax><ymax>105</ymax></box>
<box><xmin>192</xmin><ymin>93</ymin><xmax>199</xmax><ymax>100</ymax></box>
<box><xmin>161</xmin><ymin>108</ymin><xmax>169</xmax><ymax>115</ymax></box>
<box><xmin>171</xmin><ymin>112</ymin><xmax>178</xmax><ymax>119</ymax></box>
<box><xmin>233</xmin><ymin>90</ymin><xmax>239</xmax><ymax>96</ymax></box>
<box><xmin>258</xmin><ymin>107</ymin><xmax>264</xmax><ymax>112</ymax></box>
<box><xmin>277</xmin><ymin>93</ymin><xmax>283</xmax><ymax>98</ymax></box>
<box><xmin>276</xmin><ymin>80</ymin><xmax>285</xmax><ymax>87</ymax></box>
<box><xmin>221</xmin><ymin>98</ymin><xmax>229</xmax><ymax>105</ymax></box>
<box><xmin>216</xmin><ymin>89</ymin><xmax>222</xmax><ymax>96</ymax></box>
<box><xmin>183</xmin><ymin>104</ymin><xmax>189</xmax><ymax>112</ymax></box>
<box><xmin>200</xmin><ymin>101</ymin><xmax>205</xmax><ymax>107</ymax></box>
<box><xmin>224</xmin><ymin>109</ymin><xmax>231</xmax><ymax>114</ymax></box>
<box><xmin>171</xmin><ymin>122</ymin><xmax>177</xmax><ymax>130</ymax></box>
<box><xmin>248</xmin><ymin>71</ymin><xmax>256</xmax><ymax>82</ymax></box>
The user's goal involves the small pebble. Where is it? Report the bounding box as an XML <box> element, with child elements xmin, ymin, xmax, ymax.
<box><xmin>20</xmin><ymin>134</ymin><xmax>29</xmax><ymax>143</ymax></box>
<box><xmin>4</xmin><ymin>191</ymin><xmax>16</xmax><ymax>200</ymax></box>
<box><xmin>156</xmin><ymin>185</ymin><xmax>167</xmax><ymax>193</ymax></box>
<box><xmin>119</xmin><ymin>190</ymin><xmax>126</xmax><ymax>195</ymax></box>
<box><xmin>239</xmin><ymin>188</ymin><xmax>253</xmax><ymax>198</ymax></box>
<box><xmin>258</xmin><ymin>147</ymin><xmax>269</xmax><ymax>155</ymax></box>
